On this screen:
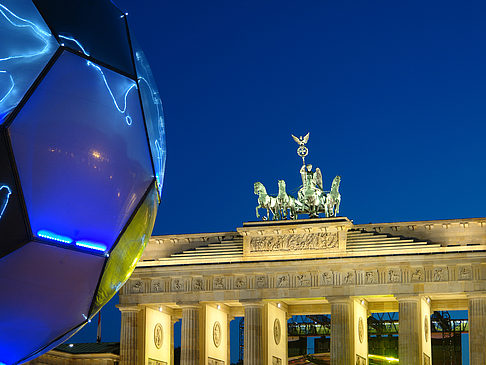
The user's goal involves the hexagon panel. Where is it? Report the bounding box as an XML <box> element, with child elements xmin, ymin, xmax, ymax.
<box><xmin>0</xmin><ymin>0</ymin><xmax>59</xmax><ymax>124</ymax></box>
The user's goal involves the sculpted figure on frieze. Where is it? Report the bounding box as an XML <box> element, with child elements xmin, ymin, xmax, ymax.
<box><xmin>254</xmin><ymin>133</ymin><xmax>341</xmax><ymax>220</ymax></box>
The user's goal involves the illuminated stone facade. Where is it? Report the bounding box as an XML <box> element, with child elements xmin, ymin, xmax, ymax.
<box><xmin>120</xmin><ymin>217</ymin><xmax>486</xmax><ymax>365</ymax></box>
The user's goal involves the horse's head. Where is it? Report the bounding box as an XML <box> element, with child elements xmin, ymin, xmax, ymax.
<box><xmin>278</xmin><ymin>180</ymin><xmax>286</xmax><ymax>192</ymax></box>
<box><xmin>331</xmin><ymin>176</ymin><xmax>341</xmax><ymax>192</ymax></box>
<box><xmin>254</xmin><ymin>182</ymin><xmax>266</xmax><ymax>195</ymax></box>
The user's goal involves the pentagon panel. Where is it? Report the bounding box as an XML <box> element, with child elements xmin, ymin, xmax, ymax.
<box><xmin>133</xmin><ymin>38</ymin><xmax>167</xmax><ymax>197</ymax></box>
<box><xmin>9</xmin><ymin>51</ymin><xmax>154</xmax><ymax>253</ymax></box>
<box><xmin>0</xmin><ymin>0</ymin><xmax>58</xmax><ymax>124</ymax></box>
<box><xmin>20</xmin><ymin>322</ymin><xmax>85</xmax><ymax>363</ymax></box>
<box><xmin>0</xmin><ymin>131</ymin><xmax>29</xmax><ymax>258</ymax></box>
<box><xmin>91</xmin><ymin>183</ymin><xmax>158</xmax><ymax>315</ymax></box>
<box><xmin>0</xmin><ymin>241</ymin><xmax>104</xmax><ymax>365</ymax></box>
<box><xmin>32</xmin><ymin>0</ymin><xmax>135</xmax><ymax>77</ymax></box>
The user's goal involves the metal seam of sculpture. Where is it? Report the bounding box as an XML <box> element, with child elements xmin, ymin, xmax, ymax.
<box><xmin>0</xmin><ymin>1</ymin><xmax>166</xmax><ymax>363</ymax></box>
<box><xmin>254</xmin><ymin>133</ymin><xmax>341</xmax><ymax>220</ymax></box>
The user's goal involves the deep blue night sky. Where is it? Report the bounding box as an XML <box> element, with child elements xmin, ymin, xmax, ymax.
<box><xmin>71</xmin><ymin>1</ymin><xmax>485</xmax><ymax>362</ymax></box>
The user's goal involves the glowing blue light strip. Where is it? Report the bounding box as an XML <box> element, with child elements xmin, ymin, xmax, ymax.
<box><xmin>76</xmin><ymin>240</ymin><xmax>107</xmax><ymax>252</ymax></box>
<box><xmin>0</xmin><ymin>185</ymin><xmax>12</xmax><ymax>219</ymax></box>
<box><xmin>0</xmin><ymin>4</ymin><xmax>52</xmax><ymax>62</ymax></box>
<box><xmin>0</xmin><ymin>71</ymin><xmax>14</xmax><ymax>104</ymax></box>
<box><xmin>138</xmin><ymin>74</ymin><xmax>166</xmax><ymax>190</ymax></box>
<box><xmin>59</xmin><ymin>35</ymin><xmax>137</xmax><ymax>126</ymax></box>
<box><xmin>37</xmin><ymin>230</ymin><xmax>73</xmax><ymax>244</ymax></box>
<box><xmin>37</xmin><ymin>229</ymin><xmax>108</xmax><ymax>252</ymax></box>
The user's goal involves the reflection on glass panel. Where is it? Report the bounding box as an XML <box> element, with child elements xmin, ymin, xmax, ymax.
<box><xmin>0</xmin><ymin>242</ymin><xmax>104</xmax><ymax>365</ymax></box>
<box><xmin>91</xmin><ymin>184</ymin><xmax>157</xmax><ymax>315</ymax></box>
<box><xmin>9</xmin><ymin>51</ymin><xmax>154</xmax><ymax>252</ymax></box>
<box><xmin>133</xmin><ymin>39</ymin><xmax>167</xmax><ymax>197</ymax></box>
<box><xmin>20</xmin><ymin>323</ymin><xmax>85</xmax><ymax>363</ymax></box>
<box><xmin>33</xmin><ymin>0</ymin><xmax>135</xmax><ymax>77</ymax></box>
<box><xmin>0</xmin><ymin>0</ymin><xmax>58</xmax><ymax>124</ymax></box>
<box><xmin>0</xmin><ymin>135</ymin><xmax>29</xmax><ymax>258</ymax></box>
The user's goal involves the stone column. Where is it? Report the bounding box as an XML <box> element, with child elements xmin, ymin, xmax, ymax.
<box><xmin>119</xmin><ymin>306</ymin><xmax>141</xmax><ymax>365</ymax></box>
<box><xmin>469</xmin><ymin>294</ymin><xmax>486</xmax><ymax>365</ymax></box>
<box><xmin>180</xmin><ymin>304</ymin><xmax>201</xmax><ymax>365</ymax></box>
<box><xmin>171</xmin><ymin>317</ymin><xmax>179</xmax><ymax>365</ymax></box>
<box><xmin>243</xmin><ymin>302</ymin><xmax>264</xmax><ymax>365</ymax></box>
<box><xmin>227</xmin><ymin>315</ymin><xmax>234</xmax><ymax>365</ymax></box>
<box><xmin>329</xmin><ymin>297</ymin><xmax>353</xmax><ymax>365</ymax></box>
<box><xmin>397</xmin><ymin>295</ymin><xmax>431</xmax><ymax>365</ymax></box>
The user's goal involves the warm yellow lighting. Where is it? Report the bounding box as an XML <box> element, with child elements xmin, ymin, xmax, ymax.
<box><xmin>368</xmin><ymin>354</ymin><xmax>399</xmax><ymax>363</ymax></box>
<box><xmin>91</xmin><ymin>150</ymin><xmax>101</xmax><ymax>159</ymax></box>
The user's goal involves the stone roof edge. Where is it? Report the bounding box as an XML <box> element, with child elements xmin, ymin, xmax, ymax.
<box><xmin>149</xmin><ymin>217</ymin><xmax>486</xmax><ymax>242</ymax></box>
<box><xmin>41</xmin><ymin>349</ymin><xmax>120</xmax><ymax>359</ymax></box>
<box><xmin>354</xmin><ymin>216</ymin><xmax>486</xmax><ymax>228</ymax></box>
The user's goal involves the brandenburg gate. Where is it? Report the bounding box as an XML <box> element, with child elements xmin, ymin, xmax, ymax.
<box><xmin>118</xmin><ymin>134</ymin><xmax>486</xmax><ymax>365</ymax></box>
<box><xmin>118</xmin><ymin>216</ymin><xmax>486</xmax><ymax>365</ymax></box>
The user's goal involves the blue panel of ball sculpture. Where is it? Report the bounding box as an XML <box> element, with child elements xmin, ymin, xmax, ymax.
<box><xmin>0</xmin><ymin>1</ymin><xmax>166</xmax><ymax>363</ymax></box>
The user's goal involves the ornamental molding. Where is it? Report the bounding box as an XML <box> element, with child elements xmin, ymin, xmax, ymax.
<box><xmin>126</xmin><ymin>262</ymin><xmax>484</xmax><ymax>295</ymax></box>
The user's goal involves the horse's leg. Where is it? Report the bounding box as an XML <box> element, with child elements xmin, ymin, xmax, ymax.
<box><xmin>256</xmin><ymin>204</ymin><xmax>261</xmax><ymax>218</ymax></box>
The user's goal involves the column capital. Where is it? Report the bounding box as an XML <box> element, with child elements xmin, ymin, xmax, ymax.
<box><xmin>395</xmin><ymin>294</ymin><xmax>423</xmax><ymax>302</ymax></box>
<box><xmin>326</xmin><ymin>295</ymin><xmax>353</xmax><ymax>304</ymax></box>
<box><xmin>467</xmin><ymin>292</ymin><xmax>486</xmax><ymax>300</ymax></box>
<box><xmin>177</xmin><ymin>301</ymin><xmax>201</xmax><ymax>309</ymax></box>
<box><xmin>240</xmin><ymin>300</ymin><xmax>264</xmax><ymax>308</ymax></box>
<box><xmin>116</xmin><ymin>304</ymin><xmax>141</xmax><ymax>313</ymax></box>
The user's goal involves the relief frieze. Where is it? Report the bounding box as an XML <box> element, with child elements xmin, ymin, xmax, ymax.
<box><xmin>295</xmin><ymin>273</ymin><xmax>311</xmax><ymax>287</ymax></box>
<box><xmin>171</xmin><ymin>278</ymin><xmax>184</xmax><ymax>292</ymax></box>
<box><xmin>458</xmin><ymin>265</ymin><xmax>472</xmax><ymax>280</ymax></box>
<box><xmin>321</xmin><ymin>271</ymin><xmax>334</xmax><ymax>286</ymax></box>
<box><xmin>364</xmin><ymin>270</ymin><xmax>378</xmax><ymax>284</ymax></box>
<box><xmin>255</xmin><ymin>275</ymin><xmax>267</xmax><ymax>288</ymax></box>
<box><xmin>192</xmin><ymin>277</ymin><xmax>204</xmax><ymax>291</ymax></box>
<box><xmin>276</xmin><ymin>274</ymin><xmax>290</xmax><ymax>288</ymax></box>
<box><xmin>213</xmin><ymin>277</ymin><xmax>225</xmax><ymax>290</ymax></box>
<box><xmin>132</xmin><ymin>280</ymin><xmax>144</xmax><ymax>293</ymax></box>
<box><xmin>250</xmin><ymin>232</ymin><xmax>338</xmax><ymax>252</ymax></box>
<box><xmin>411</xmin><ymin>268</ymin><xmax>425</xmax><ymax>282</ymax></box>
<box><xmin>433</xmin><ymin>267</ymin><xmax>449</xmax><ymax>281</ymax></box>
<box><xmin>152</xmin><ymin>280</ymin><xmax>162</xmax><ymax>293</ymax></box>
<box><xmin>234</xmin><ymin>276</ymin><xmax>247</xmax><ymax>289</ymax></box>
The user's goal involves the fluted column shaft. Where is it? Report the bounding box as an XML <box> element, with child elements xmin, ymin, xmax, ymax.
<box><xmin>119</xmin><ymin>306</ymin><xmax>140</xmax><ymax>365</ymax></box>
<box><xmin>330</xmin><ymin>298</ymin><xmax>352</xmax><ymax>365</ymax></box>
<box><xmin>181</xmin><ymin>305</ymin><xmax>200</xmax><ymax>365</ymax></box>
<box><xmin>244</xmin><ymin>303</ymin><xmax>264</xmax><ymax>365</ymax></box>
<box><xmin>398</xmin><ymin>297</ymin><xmax>420</xmax><ymax>365</ymax></box>
<box><xmin>469</xmin><ymin>295</ymin><xmax>486</xmax><ymax>365</ymax></box>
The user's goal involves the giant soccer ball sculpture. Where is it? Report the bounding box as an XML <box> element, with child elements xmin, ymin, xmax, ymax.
<box><xmin>0</xmin><ymin>1</ymin><xmax>166</xmax><ymax>363</ymax></box>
